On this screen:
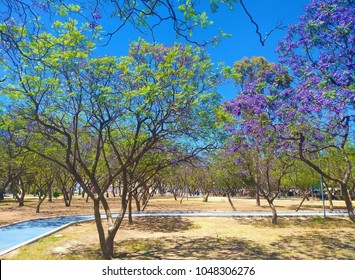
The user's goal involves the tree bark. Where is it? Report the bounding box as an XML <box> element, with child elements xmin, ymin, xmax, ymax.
<box><xmin>93</xmin><ymin>199</ymin><xmax>111</xmax><ymax>260</ymax></box>
<box><xmin>256</xmin><ymin>186</ymin><xmax>261</xmax><ymax>206</ymax></box>
<box><xmin>172</xmin><ymin>189</ymin><xmax>178</xmax><ymax>200</ymax></box>
<box><xmin>340</xmin><ymin>183</ymin><xmax>355</xmax><ymax>223</ymax></box>
<box><xmin>203</xmin><ymin>192</ymin><xmax>210</xmax><ymax>202</ymax></box>
<box><xmin>227</xmin><ymin>192</ymin><xmax>236</xmax><ymax>211</ymax></box>
<box><xmin>36</xmin><ymin>193</ymin><xmax>47</xmax><ymax>213</ymax></box>
<box><xmin>141</xmin><ymin>195</ymin><xmax>150</xmax><ymax>212</ymax></box>
<box><xmin>62</xmin><ymin>189</ymin><xmax>71</xmax><ymax>207</ymax></box>
<box><xmin>92</xmin><ymin>184</ymin><xmax>129</xmax><ymax>259</ymax></box>
<box><xmin>13</xmin><ymin>179</ymin><xmax>26</xmax><ymax>207</ymax></box>
<box><xmin>133</xmin><ymin>192</ymin><xmax>141</xmax><ymax>212</ymax></box>
<box><xmin>14</xmin><ymin>192</ymin><xmax>25</xmax><ymax>207</ymax></box>
<box><xmin>180</xmin><ymin>194</ymin><xmax>184</xmax><ymax>204</ymax></box>
<box><xmin>48</xmin><ymin>186</ymin><xmax>53</xmax><ymax>202</ymax></box>
<box><xmin>259</xmin><ymin>187</ymin><xmax>278</xmax><ymax>224</ymax></box>
<box><xmin>111</xmin><ymin>185</ymin><xmax>116</xmax><ymax>197</ymax></box>
<box><xmin>324</xmin><ymin>183</ymin><xmax>334</xmax><ymax>212</ymax></box>
<box><xmin>128</xmin><ymin>193</ymin><xmax>133</xmax><ymax>224</ymax></box>
<box><xmin>295</xmin><ymin>190</ymin><xmax>310</xmax><ymax>212</ymax></box>
<box><xmin>270</xmin><ymin>202</ymin><xmax>277</xmax><ymax>224</ymax></box>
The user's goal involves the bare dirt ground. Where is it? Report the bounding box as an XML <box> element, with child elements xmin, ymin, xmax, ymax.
<box><xmin>0</xmin><ymin>193</ymin><xmax>348</xmax><ymax>226</ymax></box>
<box><xmin>1</xmin><ymin>194</ymin><xmax>354</xmax><ymax>260</ymax></box>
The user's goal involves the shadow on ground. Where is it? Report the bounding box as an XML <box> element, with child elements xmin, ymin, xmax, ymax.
<box><xmin>124</xmin><ymin>216</ymin><xmax>193</xmax><ymax>233</ymax></box>
<box><xmin>112</xmin><ymin>217</ymin><xmax>355</xmax><ymax>260</ymax></box>
<box><xmin>271</xmin><ymin>232</ymin><xmax>355</xmax><ymax>260</ymax></box>
<box><xmin>113</xmin><ymin>230</ymin><xmax>355</xmax><ymax>260</ymax></box>
<box><xmin>114</xmin><ymin>237</ymin><xmax>280</xmax><ymax>260</ymax></box>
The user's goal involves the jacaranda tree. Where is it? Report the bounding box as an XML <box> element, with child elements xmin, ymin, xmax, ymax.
<box><xmin>276</xmin><ymin>0</ymin><xmax>355</xmax><ymax>222</ymax></box>
<box><xmin>0</xmin><ymin>16</ymin><xmax>223</xmax><ymax>258</ymax></box>
<box><xmin>227</xmin><ymin>0</ymin><xmax>355</xmax><ymax>223</ymax></box>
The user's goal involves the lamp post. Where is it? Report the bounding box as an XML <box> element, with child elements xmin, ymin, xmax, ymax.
<box><xmin>318</xmin><ymin>152</ymin><xmax>326</xmax><ymax>219</ymax></box>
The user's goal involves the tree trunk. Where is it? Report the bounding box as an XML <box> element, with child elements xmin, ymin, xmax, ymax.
<box><xmin>128</xmin><ymin>193</ymin><xmax>133</xmax><ymax>224</ymax></box>
<box><xmin>18</xmin><ymin>197</ymin><xmax>24</xmax><ymax>207</ymax></box>
<box><xmin>15</xmin><ymin>193</ymin><xmax>25</xmax><ymax>207</ymax></box>
<box><xmin>133</xmin><ymin>193</ymin><xmax>141</xmax><ymax>212</ymax></box>
<box><xmin>93</xmin><ymin>199</ymin><xmax>112</xmax><ymax>260</ymax></box>
<box><xmin>269</xmin><ymin>203</ymin><xmax>277</xmax><ymax>225</ymax></box>
<box><xmin>13</xmin><ymin>179</ymin><xmax>26</xmax><ymax>207</ymax></box>
<box><xmin>180</xmin><ymin>193</ymin><xmax>185</xmax><ymax>204</ymax></box>
<box><xmin>255</xmin><ymin>185</ymin><xmax>261</xmax><ymax>206</ymax></box>
<box><xmin>260</xmin><ymin>188</ymin><xmax>278</xmax><ymax>224</ymax></box>
<box><xmin>295</xmin><ymin>191</ymin><xmax>310</xmax><ymax>212</ymax></box>
<box><xmin>48</xmin><ymin>186</ymin><xmax>53</xmax><ymax>202</ymax></box>
<box><xmin>94</xmin><ymin>198</ymin><xmax>120</xmax><ymax>259</ymax></box>
<box><xmin>324</xmin><ymin>183</ymin><xmax>334</xmax><ymax>212</ymax></box>
<box><xmin>141</xmin><ymin>195</ymin><xmax>150</xmax><ymax>212</ymax></box>
<box><xmin>62</xmin><ymin>189</ymin><xmax>71</xmax><ymax>207</ymax></box>
<box><xmin>227</xmin><ymin>192</ymin><xmax>236</xmax><ymax>211</ymax></box>
<box><xmin>262</xmin><ymin>192</ymin><xmax>278</xmax><ymax>224</ymax></box>
<box><xmin>19</xmin><ymin>179</ymin><xmax>26</xmax><ymax>206</ymax></box>
<box><xmin>141</xmin><ymin>188</ymin><xmax>155</xmax><ymax>212</ymax></box>
<box><xmin>256</xmin><ymin>186</ymin><xmax>261</xmax><ymax>206</ymax></box>
<box><xmin>203</xmin><ymin>192</ymin><xmax>209</xmax><ymax>202</ymax></box>
<box><xmin>172</xmin><ymin>189</ymin><xmax>178</xmax><ymax>201</ymax></box>
<box><xmin>111</xmin><ymin>185</ymin><xmax>116</xmax><ymax>197</ymax></box>
<box><xmin>67</xmin><ymin>189</ymin><xmax>73</xmax><ymax>206</ymax></box>
<box><xmin>36</xmin><ymin>194</ymin><xmax>47</xmax><ymax>213</ymax></box>
<box><xmin>93</xmin><ymin>184</ymin><xmax>129</xmax><ymax>260</ymax></box>
<box><xmin>269</xmin><ymin>201</ymin><xmax>277</xmax><ymax>224</ymax></box>
<box><xmin>340</xmin><ymin>183</ymin><xmax>355</xmax><ymax>223</ymax></box>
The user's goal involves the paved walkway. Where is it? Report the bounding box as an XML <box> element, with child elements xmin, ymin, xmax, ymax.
<box><xmin>0</xmin><ymin>210</ymin><xmax>348</xmax><ymax>256</ymax></box>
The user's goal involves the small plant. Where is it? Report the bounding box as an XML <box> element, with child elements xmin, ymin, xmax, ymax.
<box><xmin>53</xmin><ymin>190</ymin><xmax>61</xmax><ymax>199</ymax></box>
<box><xmin>312</xmin><ymin>217</ymin><xmax>329</xmax><ymax>224</ymax></box>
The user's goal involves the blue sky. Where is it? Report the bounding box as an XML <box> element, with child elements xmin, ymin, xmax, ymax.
<box><xmin>93</xmin><ymin>0</ymin><xmax>310</xmax><ymax>100</ymax></box>
<box><xmin>0</xmin><ymin>0</ymin><xmax>311</xmax><ymax>101</ymax></box>
<box><xmin>0</xmin><ymin>1</ymin><xmax>311</xmax><ymax>101</ymax></box>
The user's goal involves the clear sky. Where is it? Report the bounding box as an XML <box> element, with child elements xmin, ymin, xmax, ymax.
<box><xmin>0</xmin><ymin>1</ymin><xmax>311</xmax><ymax>101</ymax></box>
<box><xmin>92</xmin><ymin>0</ymin><xmax>310</xmax><ymax>100</ymax></box>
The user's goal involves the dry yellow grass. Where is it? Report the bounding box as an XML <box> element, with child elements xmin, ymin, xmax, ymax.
<box><xmin>1</xmin><ymin>194</ymin><xmax>354</xmax><ymax>260</ymax></box>
<box><xmin>0</xmin><ymin>194</ymin><xmax>348</xmax><ymax>226</ymax></box>
<box><xmin>2</xmin><ymin>216</ymin><xmax>355</xmax><ymax>260</ymax></box>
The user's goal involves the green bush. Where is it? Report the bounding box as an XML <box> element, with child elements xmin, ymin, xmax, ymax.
<box><xmin>53</xmin><ymin>190</ymin><xmax>61</xmax><ymax>199</ymax></box>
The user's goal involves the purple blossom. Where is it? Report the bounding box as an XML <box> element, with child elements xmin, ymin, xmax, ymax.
<box><xmin>92</xmin><ymin>11</ymin><xmax>102</xmax><ymax>20</ymax></box>
<box><xmin>235</xmin><ymin>158</ymin><xmax>243</xmax><ymax>165</ymax></box>
<box><xmin>89</xmin><ymin>22</ymin><xmax>99</xmax><ymax>29</ymax></box>
<box><xmin>224</xmin><ymin>0</ymin><xmax>355</xmax><ymax>166</ymax></box>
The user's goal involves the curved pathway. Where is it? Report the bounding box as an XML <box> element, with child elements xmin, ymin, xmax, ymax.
<box><xmin>0</xmin><ymin>210</ymin><xmax>348</xmax><ymax>256</ymax></box>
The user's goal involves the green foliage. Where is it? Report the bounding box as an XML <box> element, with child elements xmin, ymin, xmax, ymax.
<box><xmin>281</xmin><ymin>161</ymin><xmax>318</xmax><ymax>191</ymax></box>
<box><xmin>0</xmin><ymin>18</ymin><xmax>223</xmax><ymax>194</ymax></box>
<box><xmin>53</xmin><ymin>190</ymin><xmax>61</xmax><ymax>198</ymax></box>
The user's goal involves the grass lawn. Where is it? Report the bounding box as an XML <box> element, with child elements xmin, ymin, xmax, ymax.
<box><xmin>1</xmin><ymin>195</ymin><xmax>354</xmax><ymax>260</ymax></box>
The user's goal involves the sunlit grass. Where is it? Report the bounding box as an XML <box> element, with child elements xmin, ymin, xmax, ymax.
<box><xmin>4</xmin><ymin>216</ymin><xmax>354</xmax><ymax>260</ymax></box>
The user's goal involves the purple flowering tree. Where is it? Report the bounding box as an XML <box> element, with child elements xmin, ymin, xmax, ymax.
<box><xmin>276</xmin><ymin>0</ymin><xmax>355</xmax><ymax>222</ymax></box>
<box><xmin>227</xmin><ymin>0</ymin><xmax>355</xmax><ymax>223</ymax></box>
<box><xmin>224</xmin><ymin>58</ymin><xmax>294</xmax><ymax>223</ymax></box>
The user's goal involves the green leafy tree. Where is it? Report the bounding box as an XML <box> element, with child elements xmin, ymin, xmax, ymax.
<box><xmin>0</xmin><ymin>18</ymin><xmax>222</xmax><ymax>258</ymax></box>
<box><xmin>282</xmin><ymin>160</ymin><xmax>319</xmax><ymax>211</ymax></box>
<box><xmin>54</xmin><ymin>167</ymin><xmax>76</xmax><ymax>207</ymax></box>
<box><xmin>0</xmin><ymin>129</ymin><xmax>30</xmax><ymax>206</ymax></box>
<box><xmin>212</xmin><ymin>151</ymin><xmax>247</xmax><ymax>210</ymax></box>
